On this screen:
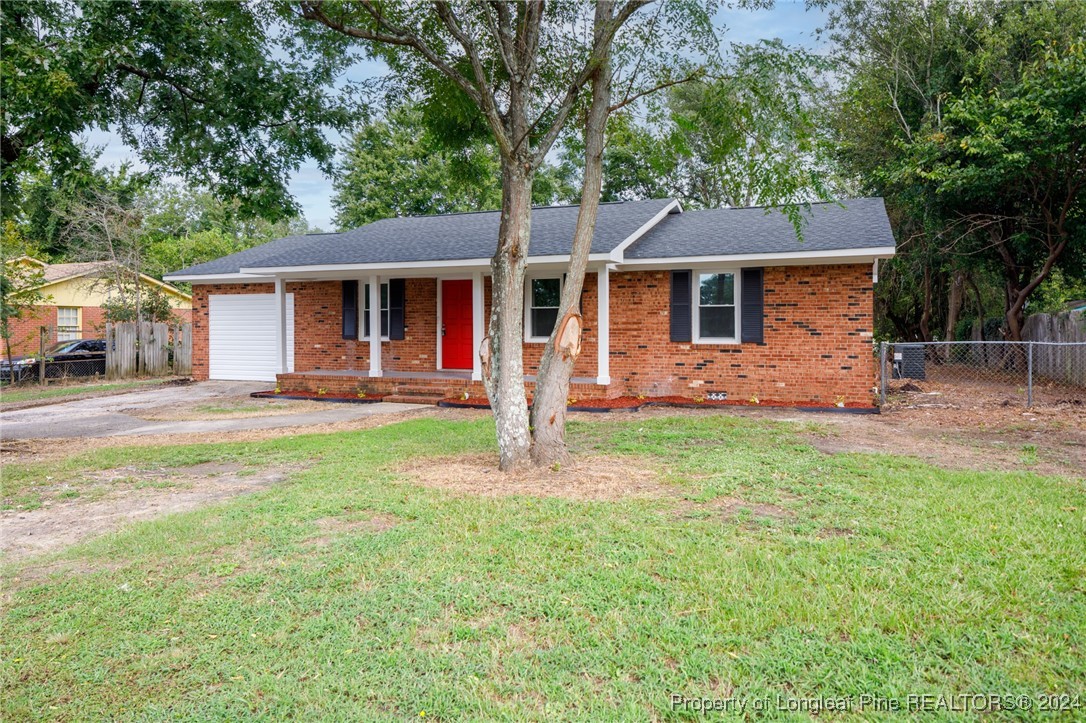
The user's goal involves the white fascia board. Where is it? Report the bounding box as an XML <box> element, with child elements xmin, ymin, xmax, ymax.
<box><xmin>239</xmin><ymin>253</ymin><xmax>613</xmax><ymax>278</ymax></box>
<box><xmin>164</xmin><ymin>272</ymin><xmax>276</xmax><ymax>283</ymax></box>
<box><xmin>241</xmin><ymin>258</ymin><xmax>492</xmax><ymax>274</ymax></box>
<box><xmin>609</xmin><ymin>199</ymin><xmax>683</xmax><ymax>262</ymax></box>
<box><xmin>615</xmin><ymin>246</ymin><xmax>897</xmax><ymax>270</ymax></box>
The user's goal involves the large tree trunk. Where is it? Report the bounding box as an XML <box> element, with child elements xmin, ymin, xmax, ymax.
<box><xmin>530</xmin><ymin>3</ymin><xmax>613</xmax><ymax>467</ymax></box>
<box><xmin>942</xmin><ymin>267</ymin><xmax>965</xmax><ymax>360</ymax></box>
<box><xmin>484</xmin><ymin>158</ymin><xmax>534</xmax><ymax>471</ymax></box>
<box><xmin>919</xmin><ymin>265</ymin><xmax>933</xmax><ymax>342</ymax></box>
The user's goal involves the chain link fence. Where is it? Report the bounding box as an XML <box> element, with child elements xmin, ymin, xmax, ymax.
<box><xmin>879</xmin><ymin>341</ymin><xmax>1086</xmax><ymax>408</ymax></box>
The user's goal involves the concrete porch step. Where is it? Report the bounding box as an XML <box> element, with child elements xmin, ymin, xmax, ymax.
<box><xmin>393</xmin><ymin>385</ymin><xmax>450</xmax><ymax>397</ymax></box>
<box><xmin>383</xmin><ymin>394</ymin><xmax>446</xmax><ymax>405</ymax></box>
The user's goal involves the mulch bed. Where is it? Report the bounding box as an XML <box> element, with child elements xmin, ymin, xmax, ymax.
<box><xmin>254</xmin><ymin>390</ymin><xmax>878</xmax><ymax>413</ymax></box>
<box><xmin>251</xmin><ymin>390</ymin><xmax>386</xmax><ymax>404</ymax></box>
<box><xmin>440</xmin><ymin>395</ymin><xmax>879</xmax><ymax>414</ymax></box>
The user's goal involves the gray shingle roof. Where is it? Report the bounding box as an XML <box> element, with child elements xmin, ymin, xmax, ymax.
<box><xmin>624</xmin><ymin>197</ymin><xmax>896</xmax><ymax>259</ymax></box>
<box><xmin>166</xmin><ymin>196</ymin><xmax>895</xmax><ymax>278</ymax></box>
<box><xmin>167</xmin><ymin>198</ymin><xmax>676</xmax><ymax>277</ymax></box>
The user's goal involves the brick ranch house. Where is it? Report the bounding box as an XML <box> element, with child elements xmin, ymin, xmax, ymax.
<box><xmin>164</xmin><ymin>198</ymin><xmax>896</xmax><ymax>405</ymax></box>
<box><xmin>4</xmin><ymin>257</ymin><xmax>192</xmax><ymax>357</ymax></box>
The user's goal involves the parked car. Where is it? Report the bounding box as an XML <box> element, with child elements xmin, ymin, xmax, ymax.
<box><xmin>1</xmin><ymin>339</ymin><xmax>107</xmax><ymax>382</ymax></box>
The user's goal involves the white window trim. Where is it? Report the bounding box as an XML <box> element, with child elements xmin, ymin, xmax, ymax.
<box><xmin>57</xmin><ymin>307</ymin><xmax>81</xmax><ymax>341</ymax></box>
<box><xmin>524</xmin><ymin>275</ymin><xmax>563</xmax><ymax>343</ymax></box>
<box><xmin>360</xmin><ymin>281</ymin><xmax>390</xmax><ymax>342</ymax></box>
<box><xmin>692</xmin><ymin>271</ymin><xmax>741</xmax><ymax>344</ymax></box>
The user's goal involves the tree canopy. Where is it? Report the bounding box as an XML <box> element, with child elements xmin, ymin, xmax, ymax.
<box><xmin>1</xmin><ymin>0</ymin><xmax>356</xmax><ymax>220</ymax></box>
<box><xmin>332</xmin><ymin>104</ymin><xmax>575</xmax><ymax>229</ymax></box>
<box><xmin>827</xmin><ymin>0</ymin><xmax>1085</xmax><ymax>341</ymax></box>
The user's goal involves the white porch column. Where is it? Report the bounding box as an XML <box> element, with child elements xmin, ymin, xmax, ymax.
<box><xmin>471</xmin><ymin>272</ymin><xmax>485</xmax><ymax>381</ymax></box>
<box><xmin>368</xmin><ymin>274</ymin><xmax>382</xmax><ymax>377</ymax></box>
<box><xmin>274</xmin><ymin>277</ymin><xmax>288</xmax><ymax>374</ymax></box>
<box><xmin>596</xmin><ymin>266</ymin><xmax>611</xmax><ymax>385</ymax></box>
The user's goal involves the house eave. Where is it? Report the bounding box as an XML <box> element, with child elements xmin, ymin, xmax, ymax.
<box><xmin>37</xmin><ymin>269</ymin><xmax>193</xmax><ymax>302</ymax></box>
<box><xmin>614</xmin><ymin>246</ymin><xmax>897</xmax><ymax>270</ymax></box>
<box><xmin>163</xmin><ymin>272</ymin><xmax>278</xmax><ymax>284</ymax></box>
<box><xmin>236</xmin><ymin>254</ymin><xmax>616</xmax><ymax>279</ymax></box>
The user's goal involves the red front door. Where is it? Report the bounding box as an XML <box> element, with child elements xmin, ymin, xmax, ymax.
<box><xmin>441</xmin><ymin>279</ymin><xmax>473</xmax><ymax>370</ymax></box>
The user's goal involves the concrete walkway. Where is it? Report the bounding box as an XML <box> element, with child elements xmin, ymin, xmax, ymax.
<box><xmin>0</xmin><ymin>381</ymin><xmax>420</xmax><ymax>440</ymax></box>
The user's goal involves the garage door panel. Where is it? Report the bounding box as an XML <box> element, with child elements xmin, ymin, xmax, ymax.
<box><xmin>209</xmin><ymin>294</ymin><xmax>294</xmax><ymax>381</ymax></box>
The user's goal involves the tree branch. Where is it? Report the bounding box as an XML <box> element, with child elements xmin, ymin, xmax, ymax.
<box><xmin>607</xmin><ymin>68</ymin><xmax>704</xmax><ymax>113</ymax></box>
<box><xmin>297</xmin><ymin>1</ymin><xmax>514</xmax><ymax>154</ymax></box>
<box><xmin>432</xmin><ymin>2</ymin><xmax>511</xmax><ymax>155</ymax></box>
<box><xmin>530</xmin><ymin>0</ymin><xmax>652</xmax><ymax>166</ymax></box>
<box><xmin>116</xmin><ymin>62</ymin><xmax>208</xmax><ymax>104</ymax></box>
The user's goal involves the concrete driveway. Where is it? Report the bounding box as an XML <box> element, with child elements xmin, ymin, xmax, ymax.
<box><xmin>0</xmin><ymin>381</ymin><xmax>419</xmax><ymax>440</ymax></box>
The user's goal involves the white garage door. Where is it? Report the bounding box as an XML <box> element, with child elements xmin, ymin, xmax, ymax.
<box><xmin>209</xmin><ymin>293</ymin><xmax>295</xmax><ymax>381</ymax></box>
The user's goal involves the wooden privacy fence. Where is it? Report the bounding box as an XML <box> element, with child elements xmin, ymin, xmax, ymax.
<box><xmin>1024</xmin><ymin>310</ymin><xmax>1086</xmax><ymax>387</ymax></box>
<box><xmin>105</xmin><ymin>321</ymin><xmax>192</xmax><ymax>378</ymax></box>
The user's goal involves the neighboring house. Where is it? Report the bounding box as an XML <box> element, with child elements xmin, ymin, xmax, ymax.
<box><xmin>164</xmin><ymin>198</ymin><xmax>896</xmax><ymax>405</ymax></box>
<box><xmin>4</xmin><ymin>257</ymin><xmax>192</xmax><ymax>356</ymax></box>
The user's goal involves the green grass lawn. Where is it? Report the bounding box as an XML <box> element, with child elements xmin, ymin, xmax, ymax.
<box><xmin>2</xmin><ymin>415</ymin><xmax>1084</xmax><ymax>720</ymax></box>
<box><xmin>0</xmin><ymin>378</ymin><xmax>167</xmax><ymax>405</ymax></box>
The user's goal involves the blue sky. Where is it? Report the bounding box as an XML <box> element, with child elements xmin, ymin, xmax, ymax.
<box><xmin>86</xmin><ymin>1</ymin><xmax>827</xmax><ymax>231</ymax></box>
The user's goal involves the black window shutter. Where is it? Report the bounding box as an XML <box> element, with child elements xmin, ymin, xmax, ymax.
<box><xmin>741</xmin><ymin>267</ymin><xmax>764</xmax><ymax>344</ymax></box>
<box><xmin>670</xmin><ymin>270</ymin><xmax>692</xmax><ymax>342</ymax></box>
<box><xmin>388</xmin><ymin>278</ymin><xmax>406</xmax><ymax>340</ymax></box>
<box><xmin>342</xmin><ymin>280</ymin><xmax>358</xmax><ymax>340</ymax></box>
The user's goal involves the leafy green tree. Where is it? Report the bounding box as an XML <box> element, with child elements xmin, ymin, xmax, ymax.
<box><xmin>825</xmin><ymin>0</ymin><xmax>986</xmax><ymax>342</ymax></box>
<box><xmin>332</xmin><ymin>104</ymin><xmax>576</xmax><ymax>229</ymax></box>
<box><xmin>138</xmin><ymin>183</ymin><xmax>316</xmax><ymax>281</ymax></box>
<box><xmin>561</xmin><ymin>40</ymin><xmax>838</xmax><ymax>220</ymax></box>
<box><xmin>908</xmin><ymin>10</ymin><xmax>1086</xmax><ymax>339</ymax></box>
<box><xmin>1</xmin><ymin>223</ymin><xmax>49</xmax><ymax>366</ymax></box>
<box><xmin>1</xmin><ymin>0</ymin><xmax>355</xmax><ymax>220</ymax></box>
<box><xmin>297</xmin><ymin>0</ymin><xmax>716</xmax><ymax>470</ymax></box>
<box><xmin>100</xmin><ymin>280</ymin><xmax>175</xmax><ymax>324</ymax></box>
<box><xmin>15</xmin><ymin>156</ymin><xmax>149</xmax><ymax>259</ymax></box>
<box><xmin>827</xmin><ymin>0</ymin><xmax>1085</xmax><ymax>342</ymax></box>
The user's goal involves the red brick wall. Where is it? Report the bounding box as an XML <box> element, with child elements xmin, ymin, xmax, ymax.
<box><xmin>192</xmin><ymin>264</ymin><xmax>875</xmax><ymax>404</ymax></box>
<box><xmin>513</xmin><ymin>273</ymin><xmax>599</xmax><ymax>378</ymax></box>
<box><xmin>191</xmin><ymin>280</ymin><xmax>444</xmax><ymax>380</ymax></box>
<box><xmin>609</xmin><ymin>264</ymin><xmax>875</xmax><ymax>404</ymax></box>
<box><xmin>3</xmin><ymin>306</ymin><xmax>54</xmax><ymax>357</ymax></box>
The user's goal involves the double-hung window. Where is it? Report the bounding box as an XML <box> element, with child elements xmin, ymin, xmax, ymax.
<box><xmin>527</xmin><ymin>277</ymin><xmax>561</xmax><ymax>341</ymax></box>
<box><xmin>695</xmin><ymin>272</ymin><xmax>738</xmax><ymax>342</ymax></box>
<box><xmin>362</xmin><ymin>283</ymin><xmax>390</xmax><ymax>339</ymax></box>
<box><xmin>57</xmin><ymin>307</ymin><xmax>80</xmax><ymax>341</ymax></box>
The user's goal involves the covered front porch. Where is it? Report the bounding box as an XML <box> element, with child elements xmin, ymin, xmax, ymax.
<box><xmin>262</xmin><ymin>264</ymin><xmax>615</xmax><ymax>399</ymax></box>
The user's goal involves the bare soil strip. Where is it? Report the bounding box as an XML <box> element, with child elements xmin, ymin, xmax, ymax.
<box><xmin>1</xmin><ymin>463</ymin><xmax>298</xmax><ymax>562</ymax></box>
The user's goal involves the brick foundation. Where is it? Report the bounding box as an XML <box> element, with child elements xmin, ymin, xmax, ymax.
<box><xmin>273</xmin><ymin>371</ymin><xmax>610</xmax><ymax>400</ymax></box>
<box><xmin>193</xmin><ymin>263</ymin><xmax>876</xmax><ymax>405</ymax></box>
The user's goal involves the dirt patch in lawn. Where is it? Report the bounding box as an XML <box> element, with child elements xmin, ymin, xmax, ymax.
<box><xmin>672</xmin><ymin>497</ymin><xmax>796</xmax><ymax>523</ymax></box>
<box><xmin>128</xmin><ymin>397</ymin><xmax>334</xmax><ymax>421</ymax></box>
<box><xmin>396</xmin><ymin>453</ymin><xmax>674</xmax><ymax>502</ymax></box>
<box><xmin>306</xmin><ymin>512</ymin><xmax>402</xmax><ymax>546</ymax></box>
<box><xmin>800</xmin><ymin>403</ymin><xmax>1086</xmax><ymax>477</ymax></box>
<box><xmin>628</xmin><ymin>401</ymin><xmax>1085</xmax><ymax>478</ymax></box>
<box><xmin>0</xmin><ymin>406</ymin><xmax>465</xmax><ymax>464</ymax></box>
<box><xmin>0</xmin><ymin>463</ymin><xmax>300</xmax><ymax>562</ymax></box>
